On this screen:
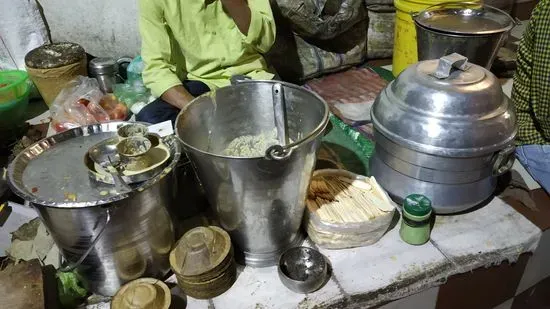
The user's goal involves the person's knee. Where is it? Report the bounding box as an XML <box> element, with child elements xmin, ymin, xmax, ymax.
<box><xmin>135</xmin><ymin>104</ymin><xmax>157</xmax><ymax>123</ymax></box>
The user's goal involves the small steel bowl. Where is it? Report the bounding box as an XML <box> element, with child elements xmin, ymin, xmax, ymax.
<box><xmin>117</xmin><ymin>136</ymin><xmax>152</xmax><ymax>157</ymax></box>
<box><xmin>278</xmin><ymin>246</ymin><xmax>328</xmax><ymax>294</ymax></box>
<box><xmin>117</xmin><ymin>123</ymin><xmax>149</xmax><ymax>138</ymax></box>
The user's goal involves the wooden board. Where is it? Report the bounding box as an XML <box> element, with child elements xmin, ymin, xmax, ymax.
<box><xmin>0</xmin><ymin>259</ymin><xmax>45</xmax><ymax>309</ymax></box>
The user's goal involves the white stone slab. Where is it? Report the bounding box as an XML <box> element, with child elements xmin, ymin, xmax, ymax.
<box><xmin>0</xmin><ymin>202</ymin><xmax>38</xmax><ymax>256</ymax></box>
<box><xmin>211</xmin><ymin>265</ymin><xmax>304</xmax><ymax>309</ymax></box>
<box><xmin>377</xmin><ymin>287</ymin><xmax>439</xmax><ymax>309</ymax></box>
<box><xmin>318</xmin><ymin>222</ymin><xmax>449</xmax><ymax>307</ymax></box>
<box><xmin>430</xmin><ymin>197</ymin><xmax>541</xmax><ymax>272</ymax></box>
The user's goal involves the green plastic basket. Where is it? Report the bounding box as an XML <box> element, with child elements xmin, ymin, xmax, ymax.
<box><xmin>0</xmin><ymin>71</ymin><xmax>30</xmax><ymax>145</ymax></box>
<box><xmin>0</xmin><ymin>70</ymin><xmax>30</xmax><ymax>105</ymax></box>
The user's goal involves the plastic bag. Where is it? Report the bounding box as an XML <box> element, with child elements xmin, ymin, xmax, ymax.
<box><xmin>50</xmin><ymin>76</ymin><xmax>128</xmax><ymax>132</ymax></box>
<box><xmin>116</xmin><ymin>56</ymin><xmax>154</xmax><ymax>115</ymax></box>
<box><xmin>126</xmin><ymin>55</ymin><xmax>145</xmax><ymax>87</ymax></box>
<box><xmin>275</xmin><ymin>0</ymin><xmax>366</xmax><ymax>40</ymax></box>
<box><xmin>114</xmin><ymin>83</ymin><xmax>153</xmax><ymax>115</ymax></box>
<box><xmin>99</xmin><ymin>93</ymin><xmax>129</xmax><ymax>120</ymax></box>
<box><xmin>305</xmin><ymin>169</ymin><xmax>396</xmax><ymax>249</ymax></box>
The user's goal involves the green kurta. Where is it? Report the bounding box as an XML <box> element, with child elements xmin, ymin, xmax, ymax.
<box><xmin>139</xmin><ymin>0</ymin><xmax>276</xmax><ymax>97</ymax></box>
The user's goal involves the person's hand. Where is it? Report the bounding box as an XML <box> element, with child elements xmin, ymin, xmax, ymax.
<box><xmin>161</xmin><ymin>85</ymin><xmax>195</xmax><ymax>109</ymax></box>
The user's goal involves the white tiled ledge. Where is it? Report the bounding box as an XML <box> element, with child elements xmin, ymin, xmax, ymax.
<box><xmin>180</xmin><ymin>197</ymin><xmax>541</xmax><ymax>309</ymax></box>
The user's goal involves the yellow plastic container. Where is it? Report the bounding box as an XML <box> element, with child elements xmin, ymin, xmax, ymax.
<box><xmin>392</xmin><ymin>0</ymin><xmax>481</xmax><ymax>77</ymax></box>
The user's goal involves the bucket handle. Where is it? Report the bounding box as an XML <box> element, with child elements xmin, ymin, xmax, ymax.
<box><xmin>492</xmin><ymin>145</ymin><xmax>515</xmax><ymax>177</ymax></box>
<box><xmin>59</xmin><ymin>208</ymin><xmax>112</xmax><ymax>272</ymax></box>
<box><xmin>431</xmin><ymin>53</ymin><xmax>470</xmax><ymax>79</ymax></box>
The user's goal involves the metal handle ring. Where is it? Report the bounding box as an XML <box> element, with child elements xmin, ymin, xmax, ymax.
<box><xmin>265</xmin><ymin>145</ymin><xmax>293</xmax><ymax>161</ymax></box>
<box><xmin>492</xmin><ymin>145</ymin><xmax>516</xmax><ymax>177</ymax></box>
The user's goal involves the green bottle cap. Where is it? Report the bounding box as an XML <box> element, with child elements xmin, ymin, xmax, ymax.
<box><xmin>403</xmin><ymin>194</ymin><xmax>432</xmax><ymax>216</ymax></box>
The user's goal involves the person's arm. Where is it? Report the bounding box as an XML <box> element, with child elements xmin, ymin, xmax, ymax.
<box><xmin>221</xmin><ymin>0</ymin><xmax>276</xmax><ymax>53</ymax></box>
<box><xmin>512</xmin><ymin>4</ymin><xmax>538</xmax><ymax>142</ymax></box>
<box><xmin>160</xmin><ymin>86</ymin><xmax>195</xmax><ymax>109</ymax></box>
<box><xmin>139</xmin><ymin>0</ymin><xmax>193</xmax><ymax>109</ymax></box>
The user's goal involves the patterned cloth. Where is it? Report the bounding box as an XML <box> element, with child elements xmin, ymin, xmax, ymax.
<box><xmin>512</xmin><ymin>0</ymin><xmax>550</xmax><ymax>145</ymax></box>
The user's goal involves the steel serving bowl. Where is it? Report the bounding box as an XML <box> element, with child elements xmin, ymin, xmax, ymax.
<box><xmin>278</xmin><ymin>246</ymin><xmax>328</xmax><ymax>293</ymax></box>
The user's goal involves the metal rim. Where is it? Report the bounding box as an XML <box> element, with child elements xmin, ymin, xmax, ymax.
<box><xmin>372</xmin><ymin>115</ymin><xmax>518</xmax><ymax>157</ymax></box>
<box><xmin>7</xmin><ymin>121</ymin><xmax>182</xmax><ymax>209</ymax></box>
<box><xmin>278</xmin><ymin>246</ymin><xmax>328</xmax><ymax>285</ymax></box>
<box><xmin>175</xmin><ymin>80</ymin><xmax>330</xmax><ymax>160</ymax></box>
<box><xmin>414</xmin><ymin>3</ymin><xmax>515</xmax><ymax>36</ymax></box>
<box><xmin>414</xmin><ymin>22</ymin><xmax>502</xmax><ymax>38</ymax></box>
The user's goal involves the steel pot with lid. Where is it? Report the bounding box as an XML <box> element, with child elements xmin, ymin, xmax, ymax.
<box><xmin>414</xmin><ymin>3</ymin><xmax>515</xmax><ymax>69</ymax></box>
<box><xmin>370</xmin><ymin>53</ymin><xmax>516</xmax><ymax>213</ymax></box>
<box><xmin>7</xmin><ymin>122</ymin><xmax>182</xmax><ymax>296</ymax></box>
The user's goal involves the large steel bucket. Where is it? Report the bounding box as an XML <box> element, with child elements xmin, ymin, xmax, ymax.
<box><xmin>8</xmin><ymin>123</ymin><xmax>182</xmax><ymax>296</ymax></box>
<box><xmin>176</xmin><ymin>80</ymin><xmax>329</xmax><ymax>267</ymax></box>
<box><xmin>414</xmin><ymin>3</ymin><xmax>514</xmax><ymax>69</ymax></box>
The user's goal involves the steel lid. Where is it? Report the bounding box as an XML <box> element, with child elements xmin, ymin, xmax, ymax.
<box><xmin>7</xmin><ymin>122</ymin><xmax>181</xmax><ymax>208</ymax></box>
<box><xmin>371</xmin><ymin>53</ymin><xmax>516</xmax><ymax>157</ymax></box>
<box><xmin>89</xmin><ymin>57</ymin><xmax>118</xmax><ymax>75</ymax></box>
<box><xmin>414</xmin><ymin>4</ymin><xmax>515</xmax><ymax>35</ymax></box>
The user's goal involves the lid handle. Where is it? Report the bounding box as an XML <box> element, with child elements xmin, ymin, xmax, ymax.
<box><xmin>431</xmin><ymin>53</ymin><xmax>470</xmax><ymax>79</ymax></box>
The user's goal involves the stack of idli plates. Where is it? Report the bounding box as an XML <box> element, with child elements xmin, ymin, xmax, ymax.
<box><xmin>169</xmin><ymin>226</ymin><xmax>236</xmax><ymax>299</ymax></box>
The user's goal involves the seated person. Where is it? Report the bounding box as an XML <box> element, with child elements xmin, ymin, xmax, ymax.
<box><xmin>512</xmin><ymin>0</ymin><xmax>550</xmax><ymax>193</ymax></box>
<box><xmin>137</xmin><ymin>0</ymin><xmax>276</xmax><ymax>124</ymax></box>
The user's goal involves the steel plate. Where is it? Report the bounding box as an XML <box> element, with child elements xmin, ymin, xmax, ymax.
<box><xmin>7</xmin><ymin>121</ymin><xmax>181</xmax><ymax>208</ymax></box>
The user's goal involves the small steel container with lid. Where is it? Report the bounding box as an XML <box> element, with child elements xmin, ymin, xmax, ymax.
<box><xmin>89</xmin><ymin>57</ymin><xmax>132</xmax><ymax>93</ymax></box>
<box><xmin>399</xmin><ymin>194</ymin><xmax>433</xmax><ymax>245</ymax></box>
<box><xmin>89</xmin><ymin>57</ymin><xmax>118</xmax><ymax>93</ymax></box>
<box><xmin>370</xmin><ymin>53</ymin><xmax>517</xmax><ymax>214</ymax></box>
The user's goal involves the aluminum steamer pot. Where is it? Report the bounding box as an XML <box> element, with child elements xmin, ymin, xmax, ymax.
<box><xmin>176</xmin><ymin>80</ymin><xmax>329</xmax><ymax>267</ymax></box>
<box><xmin>8</xmin><ymin>122</ymin><xmax>181</xmax><ymax>296</ymax></box>
<box><xmin>370</xmin><ymin>53</ymin><xmax>516</xmax><ymax>213</ymax></box>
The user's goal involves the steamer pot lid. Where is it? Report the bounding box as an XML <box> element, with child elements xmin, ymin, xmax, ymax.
<box><xmin>371</xmin><ymin>54</ymin><xmax>516</xmax><ymax>156</ymax></box>
<box><xmin>7</xmin><ymin>122</ymin><xmax>181</xmax><ymax>208</ymax></box>
<box><xmin>414</xmin><ymin>4</ymin><xmax>515</xmax><ymax>35</ymax></box>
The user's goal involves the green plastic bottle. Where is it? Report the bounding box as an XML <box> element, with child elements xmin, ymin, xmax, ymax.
<box><xmin>399</xmin><ymin>194</ymin><xmax>433</xmax><ymax>245</ymax></box>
